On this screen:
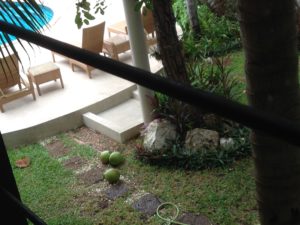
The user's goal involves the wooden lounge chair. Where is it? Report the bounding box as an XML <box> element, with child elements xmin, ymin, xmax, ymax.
<box><xmin>103</xmin><ymin>7</ymin><xmax>156</xmax><ymax>61</ymax></box>
<box><xmin>68</xmin><ymin>21</ymin><xmax>106</xmax><ymax>78</ymax></box>
<box><xmin>0</xmin><ymin>53</ymin><xmax>36</xmax><ymax>112</ymax></box>
<box><xmin>103</xmin><ymin>35</ymin><xmax>130</xmax><ymax>61</ymax></box>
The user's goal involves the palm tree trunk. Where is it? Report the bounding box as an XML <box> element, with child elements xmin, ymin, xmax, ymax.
<box><xmin>185</xmin><ymin>0</ymin><xmax>201</xmax><ymax>39</ymax></box>
<box><xmin>152</xmin><ymin>0</ymin><xmax>189</xmax><ymax>83</ymax></box>
<box><xmin>238</xmin><ymin>0</ymin><xmax>300</xmax><ymax>224</ymax></box>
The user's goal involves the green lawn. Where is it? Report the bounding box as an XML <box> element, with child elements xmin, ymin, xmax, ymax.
<box><xmin>8</xmin><ymin>132</ymin><xmax>258</xmax><ymax>225</ymax></box>
<box><xmin>6</xmin><ymin>49</ymin><xmax>261</xmax><ymax>225</ymax></box>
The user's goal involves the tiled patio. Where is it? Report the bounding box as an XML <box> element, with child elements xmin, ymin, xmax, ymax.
<box><xmin>0</xmin><ymin>0</ymin><xmax>162</xmax><ymax>147</ymax></box>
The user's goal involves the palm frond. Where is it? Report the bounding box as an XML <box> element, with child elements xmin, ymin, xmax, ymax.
<box><xmin>0</xmin><ymin>0</ymin><xmax>48</xmax><ymax>80</ymax></box>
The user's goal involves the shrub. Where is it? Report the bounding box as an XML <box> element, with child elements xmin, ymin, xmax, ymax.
<box><xmin>136</xmin><ymin>122</ymin><xmax>251</xmax><ymax>170</ymax></box>
<box><xmin>188</xmin><ymin>55</ymin><xmax>242</xmax><ymax>101</ymax></box>
<box><xmin>152</xmin><ymin>92</ymin><xmax>203</xmax><ymax>138</ymax></box>
<box><xmin>173</xmin><ymin>2</ymin><xmax>241</xmax><ymax>59</ymax></box>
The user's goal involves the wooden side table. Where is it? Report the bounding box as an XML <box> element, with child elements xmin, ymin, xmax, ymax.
<box><xmin>28</xmin><ymin>62</ymin><xmax>64</xmax><ymax>96</ymax></box>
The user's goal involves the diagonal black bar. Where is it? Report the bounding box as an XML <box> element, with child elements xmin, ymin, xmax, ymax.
<box><xmin>0</xmin><ymin>21</ymin><xmax>300</xmax><ymax>146</ymax></box>
<box><xmin>0</xmin><ymin>133</ymin><xmax>28</xmax><ymax>225</ymax></box>
<box><xmin>0</xmin><ymin>186</ymin><xmax>48</xmax><ymax>225</ymax></box>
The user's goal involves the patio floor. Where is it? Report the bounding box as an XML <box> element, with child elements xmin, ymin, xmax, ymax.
<box><xmin>0</xmin><ymin>0</ymin><xmax>162</xmax><ymax>147</ymax></box>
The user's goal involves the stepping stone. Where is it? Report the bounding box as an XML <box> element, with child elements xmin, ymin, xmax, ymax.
<box><xmin>45</xmin><ymin>140</ymin><xmax>70</xmax><ymax>158</ymax></box>
<box><xmin>105</xmin><ymin>181</ymin><xmax>129</xmax><ymax>200</ymax></box>
<box><xmin>63</xmin><ymin>156</ymin><xmax>86</xmax><ymax>170</ymax></box>
<box><xmin>77</xmin><ymin>167</ymin><xmax>104</xmax><ymax>186</ymax></box>
<box><xmin>131</xmin><ymin>193</ymin><xmax>162</xmax><ymax>217</ymax></box>
<box><xmin>177</xmin><ymin>212</ymin><xmax>214</xmax><ymax>225</ymax></box>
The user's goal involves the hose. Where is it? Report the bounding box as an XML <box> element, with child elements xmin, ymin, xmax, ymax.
<box><xmin>156</xmin><ymin>202</ymin><xmax>189</xmax><ymax>225</ymax></box>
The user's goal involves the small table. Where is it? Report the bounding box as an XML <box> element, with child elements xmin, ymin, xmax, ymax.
<box><xmin>107</xmin><ymin>21</ymin><xmax>128</xmax><ymax>37</ymax></box>
<box><xmin>28</xmin><ymin>62</ymin><xmax>64</xmax><ymax>96</ymax></box>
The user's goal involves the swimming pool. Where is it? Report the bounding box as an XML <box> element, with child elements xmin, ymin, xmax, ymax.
<box><xmin>0</xmin><ymin>2</ymin><xmax>53</xmax><ymax>45</ymax></box>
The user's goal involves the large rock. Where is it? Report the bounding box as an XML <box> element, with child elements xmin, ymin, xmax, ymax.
<box><xmin>185</xmin><ymin>128</ymin><xmax>219</xmax><ymax>153</ymax></box>
<box><xmin>142</xmin><ymin>119</ymin><xmax>177</xmax><ymax>154</ymax></box>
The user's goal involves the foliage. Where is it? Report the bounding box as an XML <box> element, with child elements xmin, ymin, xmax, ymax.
<box><xmin>75</xmin><ymin>0</ymin><xmax>106</xmax><ymax>28</ymax></box>
<box><xmin>134</xmin><ymin>0</ymin><xmax>152</xmax><ymax>11</ymax></box>
<box><xmin>152</xmin><ymin>93</ymin><xmax>203</xmax><ymax>138</ymax></box>
<box><xmin>173</xmin><ymin>2</ymin><xmax>241</xmax><ymax>59</ymax></box>
<box><xmin>136</xmin><ymin>123</ymin><xmax>251</xmax><ymax>170</ymax></box>
<box><xmin>188</xmin><ymin>55</ymin><xmax>242</xmax><ymax>101</ymax></box>
<box><xmin>153</xmin><ymin>52</ymin><xmax>243</xmax><ymax>132</ymax></box>
<box><xmin>0</xmin><ymin>0</ymin><xmax>49</xmax><ymax>66</ymax></box>
<box><xmin>140</xmin><ymin>52</ymin><xmax>247</xmax><ymax>170</ymax></box>
<box><xmin>74</xmin><ymin>0</ymin><xmax>152</xmax><ymax>29</ymax></box>
<box><xmin>224</xmin><ymin>0</ymin><xmax>238</xmax><ymax>20</ymax></box>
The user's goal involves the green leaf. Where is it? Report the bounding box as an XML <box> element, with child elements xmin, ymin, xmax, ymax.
<box><xmin>75</xmin><ymin>13</ymin><xmax>83</xmax><ymax>28</ymax></box>
<box><xmin>81</xmin><ymin>1</ymin><xmax>91</xmax><ymax>10</ymax></box>
<box><xmin>134</xmin><ymin>1</ymin><xmax>143</xmax><ymax>11</ymax></box>
<box><xmin>83</xmin><ymin>10</ymin><xmax>95</xmax><ymax>20</ymax></box>
<box><xmin>83</xmin><ymin>19</ymin><xmax>90</xmax><ymax>25</ymax></box>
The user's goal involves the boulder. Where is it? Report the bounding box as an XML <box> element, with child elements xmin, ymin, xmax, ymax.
<box><xmin>220</xmin><ymin>137</ymin><xmax>234</xmax><ymax>149</ymax></box>
<box><xmin>142</xmin><ymin>119</ymin><xmax>177</xmax><ymax>154</ymax></box>
<box><xmin>185</xmin><ymin>128</ymin><xmax>219</xmax><ymax>153</ymax></box>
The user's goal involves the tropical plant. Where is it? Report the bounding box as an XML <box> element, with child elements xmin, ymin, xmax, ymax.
<box><xmin>75</xmin><ymin>0</ymin><xmax>106</xmax><ymax>29</ymax></box>
<box><xmin>188</xmin><ymin>55</ymin><xmax>242</xmax><ymax>101</ymax></box>
<box><xmin>152</xmin><ymin>92</ymin><xmax>202</xmax><ymax>137</ymax></box>
<box><xmin>136</xmin><ymin>118</ymin><xmax>251</xmax><ymax>170</ymax></box>
<box><xmin>0</xmin><ymin>0</ymin><xmax>48</xmax><ymax>60</ymax></box>
<box><xmin>175</xmin><ymin>3</ymin><xmax>241</xmax><ymax>60</ymax></box>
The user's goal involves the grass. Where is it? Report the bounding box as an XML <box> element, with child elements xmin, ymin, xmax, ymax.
<box><xmin>9</xmin><ymin>144</ymin><xmax>94</xmax><ymax>225</ymax></box>
<box><xmin>230</xmin><ymin>50</ymin><xmax>245</xmax><ymax>78</ymax></box>
<box><xmin>6</xmin><ymin>50</ymin><xmax>259</xmax><ymax>225</ymax></box>
<box><xmin>8</xmin><ymin>131</ymin><xmax>258</xmax><ymax>225</ymax></box>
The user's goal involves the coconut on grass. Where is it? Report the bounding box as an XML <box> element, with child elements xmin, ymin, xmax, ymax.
<box><xmin>109</xmin><ymin>151</ymin><xmax>125</xmax><ymax>167</ymax></box>
<box><xmin>103</xmin><ymin>168</ymin><xmax>120</xmax><ymax>184</ymax></box>
<box><xmin>100</xmin><ymin>150</ymin><xmax>111</xmax><ymax>164</ymax></box>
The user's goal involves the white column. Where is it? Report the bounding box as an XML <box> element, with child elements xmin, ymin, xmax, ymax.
<box><xmin>122</xmin><ymin>0</ymin><xmax>154</xmax><ymax>124</ymax></box>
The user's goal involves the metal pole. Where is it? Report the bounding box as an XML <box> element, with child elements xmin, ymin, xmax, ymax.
<box><xmin>122</xmin><ymin>0</ymin><xmax>154</xmax><ymax>124</ymax></box>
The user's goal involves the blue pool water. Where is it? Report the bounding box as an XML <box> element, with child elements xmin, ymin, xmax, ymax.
<box><xmin>0</xmin><ymin>2</ymin><xmax>53</xmax><ymax>45</ymax></box>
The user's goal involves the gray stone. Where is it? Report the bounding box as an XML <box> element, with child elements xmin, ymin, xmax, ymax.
<box><xmin>142</xmin><ymin>119</ymin><xmax>177</xmax><ymax>154</ymax></box>
<box><xmin>46</xmin><ymin>140</ymin><xmax>70</xmax><ymax>158</ymax></box>
<box><xmin>220</xmin><ymin>137</ymin><xmax>234</xmax><ymax>149</ymax></box>
<box><xmin>185</xmin><ymin>128</ymin><xmax>219</xmax><ymax>153</ymax></box>
<box><xmin>203</xmin><ymin>114</ymin><xmax>220</xmax><ymax>129</ymax></box>
<box><xmin>77</xmin><ymin>167</ymin><xmax>104</xmax><ymax>186</ymax></box>
<box><xmin>177</xmin><ymin>212</ymin><xmax>214</xmax><ymax>225</ymax></box>
<box><xmin>132</xmin><ymin>193</ymin><xmax>162</xmax><ymax>216</ymax></box>
<box><xmin>63</xmin><ymin>156</ymin><xmax>86</xmax><ymax>170</ymax></box>
<box><xmin>105</xmin><ymin>181</ymin><xmax>129</xmax><ymax>200</ymax></box>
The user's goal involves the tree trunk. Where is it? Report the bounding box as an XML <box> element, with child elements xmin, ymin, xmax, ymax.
<box><xmin>206</xmin><ymin>0</ymin><xmax>226</xmax><ymax>16</ymax></box>
<box><xmin>185</xmin><ymin>0</ymin><xmax>201</xmax><ymax>39</ymax></box>
<box><xmin>152</xmin><ymin>0</ymin><xmax>189</xmax><ymax>83</ymax></box>
<box><xmin>238</xmin><ymin>0</ymin><xmax>300</xmax><ymax>224</ymax></box>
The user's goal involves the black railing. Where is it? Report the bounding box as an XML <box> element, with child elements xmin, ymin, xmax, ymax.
<box><xmin>0</xmin><ymin>21</ymin><xmax>300</xmax><ymax>224</ymax></box>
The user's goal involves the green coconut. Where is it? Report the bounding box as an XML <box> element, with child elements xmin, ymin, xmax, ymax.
<box><xmin>109</xmin><ymin>151</ymin><xmax>125</xmax><ymax>167</ymax></box>
<box><xmin>100</xmin><ymin>150</ymin><xmax>111</xmax><ymax>164</ymax></box>
<box><xmin>103</xmin><ymin>168</ymin><xmax>120</xmax><ymax>184</ymax></box>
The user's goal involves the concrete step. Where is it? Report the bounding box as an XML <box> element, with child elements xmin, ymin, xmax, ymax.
<box><xmin>88</xmin><ymin>84</ymin><xmax>137</xmax><ymax>114</ymax></box>
<box><xmin>83</xmin><ymin>98</ymin><xmax>143</xmax><ymax>143</ymax></box>
<box><xmin>132</xmin><ymin>89</ymin><xmax>139</xmax><ymax>100</ymax></box>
